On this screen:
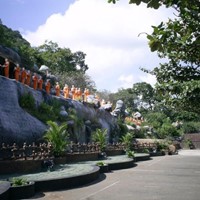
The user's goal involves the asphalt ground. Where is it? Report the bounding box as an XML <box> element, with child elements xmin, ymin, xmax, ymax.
<box><xmin>31</xmin><ymin>150</ymin><xmax>200</xmax><ymax>200</ymax></box>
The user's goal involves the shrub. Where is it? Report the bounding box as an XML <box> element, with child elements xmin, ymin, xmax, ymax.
<box><xmin>11</xmin><ymin>178</ymin><xmax>28</xmax><ymax>187</ymax></box>
<box><xmin>96</xmin><ymin>161</ymin><xmax>106</xmax><ymax>166</ymax></box>
<box><xmin>43</xmin><ymin>121</ymin><xmax>69</xmax><ymax>157</ymax></box>
<box><xmin>182</xmin><ymin>121</ymin><xmax>200</xmax><ymax>134</ymax></box>
<box><xmin>19</xmin><ymin>93</ymin><xmax>35</xmax><ymax>110</ymax></box>
<box><xmin>126</xmin><ymin>150</ymin><xmax>135</xmax><ymax>158</ymax></box>
<box><xmin>92</xmin><ymin>128</ymin><xmax>107</xmax><ymax>152</ymax></box>
<box><xmin>120</xmin><ymin>132</ymin><xmax>134</xmax><ymax>151</ymax></box>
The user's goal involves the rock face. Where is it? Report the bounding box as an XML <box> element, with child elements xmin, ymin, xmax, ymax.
<box><xmin>0</xmin><ymin>76</ymin><xmax>118</xmax><ymax>145</ymax></box>
<box><xmin>0</xmin><ymin>76</ymin><xmax>47</xmax><ymax>144</ymax></box>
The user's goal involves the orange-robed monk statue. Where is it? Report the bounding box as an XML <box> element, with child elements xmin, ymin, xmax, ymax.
<box><xmin>20</xmin><ymin>67</ymin><xmax>27</xmax><ymax>84</ymax></box>
<box><xmin>1</xmin><ymin>58</ymin><xmax>10</xmax><ymax>78</ymax></box>
<box><xmin>45</xmin><ymin>79</ymin><xmax>51</xmax><ymax>95</ymax></box>
<box><xmin>38</xmin><ymin>76</ymin><xmax>43</xmax><ymax>90</ymax></box>
<box><xmin>71</xmin><ymin>85</ymin><xmax>76</xmax><ymax>100</ymax></box>
<box><xmin>32</xmin><ymin>73</ymin><xmax>38</xmax><ymax>90</ymax></box>
<box><xmin>77</xmin><ymin>88</ymin><xmax>82</xmax><ymax>101</ymax></box>
<box><xmin>14</xmin><ymin>64</ymin><xmax>20</xmax><ymax>81</ymax></box>
<box><xmin>25</xmin><ymin>70</ymin><xmax>31</xmax><ymax>86</ymax></box>
<box><xmin>84</xmin><ymin>88</ymin><xmax>90</xmax><ymax>102</ymax></box>
<box><xmin>63</xmin><ymin>84</ymin><xmax>69</xmax><ymax>98</ymax></box>
<box><xmin>55</xmin><ymin>82</ymin><xmax>60</xmax><ymax>96</ymax></box>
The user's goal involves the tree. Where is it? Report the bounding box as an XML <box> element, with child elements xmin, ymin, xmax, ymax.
<box><xmin>112</xmin><ymin>88</ymin><xmax>137</xmax><ymax>114</ymax></box>
<box><xmin>35</xmin><ymin>41</ymin><xmax>88</xmax><ymax>74</ymax></box>
<box><xmin>0</xmin><ymin>23</ymin><xmax>34</xmax><ymax>69</ymax></box>
<box><xmin>132</xmin><ymin>82</ymin><xmax>155</xmax><ymax>111</ymax></box>
<box><xmin>108</xmin><ymin>0</ymin><xmax>200</xmax><ymax>114</ymax></box>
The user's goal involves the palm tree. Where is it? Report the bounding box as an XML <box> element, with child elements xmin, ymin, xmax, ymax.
<box><xmin>92</xmin><ymin>128</ymin><xmax>107</xmax><ymax>152</ymax></box>
<box><xmin>44</xmin><ymin>121</ymin><xmax>69</xmax><ymax>157</ymax></box>
<box><xmin>121</xmin><ymin>132</ymin><xmax>134</xmax><ymax>152</ymax></box>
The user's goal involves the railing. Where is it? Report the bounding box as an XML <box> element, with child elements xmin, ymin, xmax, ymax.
<box><xmin>0</xmin><ymin>142</ymin><xmax>157</xmax><ymax>161</ymax></box>
<box><xmin>0</xmin><ymin>142</ymin><xmax>53</xmax><ymax>160</ymax></box>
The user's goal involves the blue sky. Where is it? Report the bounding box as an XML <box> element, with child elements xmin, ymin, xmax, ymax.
<box><xmin>0</xmin><ymin>0</ymin><xmax>73</xmax><ymax>31</ymax></box>
<box><xmin>0</xmin><ymin>0</ymin><xmax>175</xmax><ymax>92</ymax></box>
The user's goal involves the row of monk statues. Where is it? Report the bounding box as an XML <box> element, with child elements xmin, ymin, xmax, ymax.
<box><xmin>0</xmin><ymin>58</ymin><xmax>118</xmax><ymax>110</ymax></box>
<box><xmin>0</xmin><ymin>58</ymin><xmax>93</xmax><ymax>102</ymax></box>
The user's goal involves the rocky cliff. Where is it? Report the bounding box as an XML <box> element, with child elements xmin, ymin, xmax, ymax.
<box><xmin>0</xmin><ymin>76</ymin><xmax>117</xmax><ymax>145</ymax></box>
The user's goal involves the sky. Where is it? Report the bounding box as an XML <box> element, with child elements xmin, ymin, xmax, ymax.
<box><xmin>0</xmin><ymin>0</ymin><xmax>175</xmax><ymax>92</ymax></box>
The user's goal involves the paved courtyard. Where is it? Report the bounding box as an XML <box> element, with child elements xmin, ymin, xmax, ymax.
<box><xmin>31</xmin><ymin>150</ymin><xmax>200</xmax><ymax>200</ymax></box>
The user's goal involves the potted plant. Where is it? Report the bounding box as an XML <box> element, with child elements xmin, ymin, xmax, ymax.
<box><xmin>96</xmin><ymin>161</ymin><xmax>109</xmax><ymax>173</ymax></box>
<box><xmin>9</xmin><ymin>177</ymin><xmax>35</xmax><ymax>200</ymax></box>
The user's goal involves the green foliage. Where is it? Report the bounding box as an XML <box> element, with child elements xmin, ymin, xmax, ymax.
<box><xmin>182</xmin><ymin>122</ymin><xmax>200</xmax><ymax>134</ymax></box>
<box><xmin>11</xmin><ymin>178</ymin><xmax>28</xmax><ymax>187</ymax></box>
<box><xmin>109</xmin><ymin>0</ymin><xmax>200</xmax><ymax>114</ymax></box>
<box><xmin>92</xmin><ymin>128</ymin><xmax>107</xmax><ymax>152</ymax></box>
<box><xmin>19</xmin><ymin>93</ymin><xmax>35</xmax><ymax>110</ymax></box>
<box><xmin>67</xmin><ymin>108</ymin><xmax>84</xmax><ymax>128</ymax></box>
<box><xmin>0</xmin><ymin>24</ymin><xmax>35</xmax><ymax>69</ymax></box>
<box><xmin>145</xmin><ymin>112</ymin><xmax>168</xmax><ymax>130</ymax></box>
<box><xmin>126</xmin><ymin>150</ymin><xmax>135</xmax><ymax>158</ymax></box>
<box><xmin>35</xmin><ymin>41</ymin><xmax>88</xmax><ymax>74</ymax></box>
<box><xmin>37</xmin><ymin>102</ymin><xmax>57</xmax><ymax>122</ymax></box>
<box><xmin>142</xmin><ymin>148</ymin><xmax>149</xmax><ymax>154</ymax></box>
<box><xmin>157</xmin><ymin>123</ymin><xmax>181</xmax><ymax>139</ymax></box>
<box><xmin>132</xmin><ymin>82</ymin><xmax>155</xmax><ymax>111</ymax></box>
<box><xmin>121</xmin><ymin>132</ymin><xmax>134</xmax><ymax>151</ymax></box>
<box><xmin>96</xmin><ymin>161</ymin><xmax>106</xmax><ymax>166</ymax></box>
<box><xmin>112</xmin><ymin>88</ymin><xmax>137</xmax><ymax>114</ymax></box>
<box><xmin>43</xmin><ymin>121</ymin><xmax>69</xmax><ymax>156</ymax></box>
<box><xmin>155</xmin><ymin>140</ymin><xmax>168</xmax><ymax>152</ymax></box>
<box><xmin>183</xmin><ymin>139</ymin><xmax>193</xmax><ymax>149</ymax></box>
<box><xmin>19</xmin><ymin>93</ymin><xmax>65</xmax><ymax>123</ymax></box>
<box><xmin>175</xmin><ymin>111</ymin><xmax>200</xmax><ymax>122</ymax></box>
<box><xmin>117</xmin><ymin>118</ymin><xmax>129</xmax><ymax>138</ymax></box>
<box><xmin>134</xmin><ymin>127</ymin><xmax>147</xmax><ymax>139</ymax></box>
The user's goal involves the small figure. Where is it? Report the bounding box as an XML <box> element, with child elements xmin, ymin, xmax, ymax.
<box><xmin>71</xmin><ymin>85</ymin><xmax>76</xmax><ymax>100</ymax></box>
<box><xmin>63</xmin><ymin>84</ymin><xmax>69</xmax><ymax>98</ymax></box>
<box><xmin>14</xmin><ymin>64</ymin><xmax>20</xmax><ymax>81</ymax></box>
<box><xmin>77</xmin><ymin>88</ymin><xmax>82</xmax><ymax>101</ymax></box>
<box><xmin>20</xmin><ymin>67</ymin><xmax>27</xmax><ymax>84</ymax></box>
<box><xmin>1</xmin><ymin>58</ymin><xmax>10</xmax><ymax>78</ymax></box>
<box><xmin>45</xmin><ymin>79</ymin><xmax>51</xmax><ymax>95</ymax></box>
<box><xmin>101</xmin><ymin>99</ymin><xmax>106</xmax><ymax>106</ymax></box>
<box><xmin>83</xmin><ymin>88</ymin><xmax>87</xmax><ymax>101</ymax></box>
<box><xmin>32</xmin><ymin>73</ymin><xmax>38</xmax><ymax>90</ymax></box>
<box><xmin>25</xmin><ymin>70</ymin><xmax>31</xmax><ymax>86</ymax></box>
<box><xmin>74</xmin><ymin>87</ymin><xmax>78</xmax><ymax>100</ymax></box>
<box><xmin>38</xmin><ymin>76</ymin><xmax>43</xmax><ymax>90</ymax></box>
<box><xmin>84</xmin><ymin>88</ymin><xmax>90</xmax><ymax>102</ymax></box>
<box><xmin>55</xmin><ymin>82</ymin><xmax>60</xmax><ymax>96</ymax></box>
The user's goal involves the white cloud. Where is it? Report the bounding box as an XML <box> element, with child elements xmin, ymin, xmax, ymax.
<box><xmin>23</xmin><ymin>0</ymin><xmax>174</xmax><ymax>92</ymax></box>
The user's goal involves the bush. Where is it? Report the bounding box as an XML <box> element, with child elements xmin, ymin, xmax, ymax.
<box><xmin>19</xmin><ymin>93</ymin><xmax>35</xmax><ymax>110</ymax></box>
<box><xmin>96</xmin><ymin>161</ymin><xmax>106</xmax><ymax>166</ymax></box>
<box><xmin>126</xmin><ymin>150</ymin><xmax>135</xmax><ymax>158</ymax></box>
<box><xmin>43</xmin><ymin>121</ymin><xmax>69</xmax><ymax>157</ymax></box>
<box><xmin>11</xmin><ymin>178</ymin><xmax>28</xmax><ymax>187</ymax></box>
<box><xmin>92</xmin><ymin>128</ymin><xmax>107</xmax><ymax>152</ymax></box>
<box><xmin>120</xmin><ymin>132</ymin><xmax>134</xmax><ymax>151</ymax></box>
<box><xmin>182</xmin><ymin>121</ymin><xmax>200</xmax><ymax>133</ymax></box>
